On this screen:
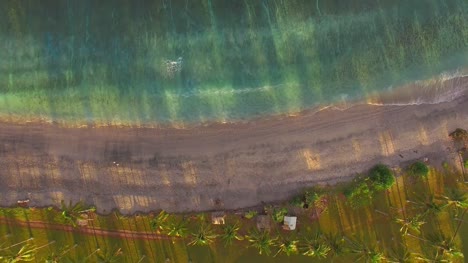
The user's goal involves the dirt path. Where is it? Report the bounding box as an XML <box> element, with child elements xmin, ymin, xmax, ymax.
<box><xmin>0</xmin><ymin>78</ymin><xmax>467</xmax><ymax>214</ymax></box>
<box><xmin>0</xmin><ymin>217</ymin><xmax>174</xmax><ymax>241</ymax></box>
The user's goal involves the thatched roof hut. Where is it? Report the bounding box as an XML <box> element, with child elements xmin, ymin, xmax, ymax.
<box><xmin>211</xmin><ymin>211</ymin><xmax>226</xmax><ymax>225</ymax></box>
<box><xmin>282</xmin><ymin>216</ymin><xmax>297</xmax><ymax>230</ymax></box>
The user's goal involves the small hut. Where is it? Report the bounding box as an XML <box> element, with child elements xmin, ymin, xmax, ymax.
<box><xmin>17</xmin><ymin>199</ymin><xmax>30</xmax><ymax>208</ymax></box>
<box><xmin>282</xmin><ymin>216</ymin><xmax>297</xmax><ymax>231</ymax></box>
<box><xmin>77</xmin><ymin>213</ymin><xmax>90</xmax><ymax>227</ymax></box>
<box><xmin>211</xmin><ymin>211</ymin><xmax>225</xmax><ymax>225</ymax></box>
<box><xmin>256</xmin><ymin>215</ymin><xmax>271</xmax><ymax>231</ymax></box>
<box><xmin>76</xmin><ymin>218</ymin><xmax>89</xmax><ymax>227</ymax></box>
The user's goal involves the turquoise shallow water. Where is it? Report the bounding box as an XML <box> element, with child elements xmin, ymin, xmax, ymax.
<box><xmin>0</xmin><ymin>0</ymin><xmax>467</xmax><ymax>125</ymax></box>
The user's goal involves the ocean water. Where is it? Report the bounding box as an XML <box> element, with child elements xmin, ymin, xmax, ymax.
<box><xmin>0</xmin><ymin>0</ymin><xmax>467</xmax><ymax>126</ymax></box>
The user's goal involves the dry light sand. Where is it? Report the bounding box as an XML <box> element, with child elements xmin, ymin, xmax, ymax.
<box><xmin>0</xmin><ymin>77</ymin><xmax>467</xmax><ymax>214</ymax></box>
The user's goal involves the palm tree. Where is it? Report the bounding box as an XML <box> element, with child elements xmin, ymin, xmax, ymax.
<box><xmin>408</xmin><ymin>233</ymin><xmax>464</xmax><ymax>262</ymax></box>
<box><xmin>406</xmin><ymin>194</ymin><xmax>447</xmax><ymax>217</ymax></box>
<box><xmin>452</xmin><ymin>209</ymin><xmax>467</xmax><ymax>240</ymax></box>
<box><xmin>323</xmin><ymin>233</ymin><xmax>346</xmax><ymax>261</ymax></box>
<box><xmin>60</xmin><ymin>200</ymin><xmax>96</xmax><ymax>227</ymax></box>
<box><xmin>188</xmin><ymin>224</ymin><xmax>218</xmax><ymax>246</ymax></box>
<box><xmin>165</xmin><ymin>220</ymin><xmax>188</xmax><ymax>238</ymax></box>
<box><xmin>149</xmin><ymin>210</ymin><xmax>170</xmax><ymax>232</ymax></box>
<box><xmin>44</xmin><ymin>244</ymin><xmax>78</xmax><ymax>263</ymax></box>
<box><xmin>0</xmin><ymin>243</ymin><xmax>36</xmax><ymax>262</ymax></box>
<box><xmin>82</xmin><ymin>248</ymin><xmax>101</xmax><ymax>262</ymax></box>
<box><xmin>386</xmin><ymin>243</ymin><xmax>413</xmax><ymax>263</ymax></box>
<box><xmin>98</xmin><ymin>249</ymin><xmax>122</xmax><ymax>263</ymax></box>
<box><xmin>439</xmin><ymin>187</ymin><xmax>468</xmax><ymax>244</ymax></box>
<box><xmin>96</xmin><ymin>248</ymin><xmax>123</xmax><ymax>263</ymax></box>
<box><xmin>0</xmin><ymin>238</ymin><xmax>34</xmax><ymax>252</ymax></box>
<box><xmin>439</xmin><ymin>187</ymin><xmax>468</xmax><ymax>213</ymax></box>
<box><xmin>220</xmin><ymin>222</ymin><xmax>243</xmax><ymax>247</ymax></box>
<box><xmin>345</xmin><ymin>237</ymin><xmax>386</xmax><ymax>263</ymax></box>
<box><xmin>0</xmin><ymin>241</ymin><xmax>56</xmax><ymax>263</ymax></box>
<box><xmin>274</xmin><ymin>237</ymin><xmax>299</xmax><ymax>257</ymax></box>
<box><xmin>413</xmin><ymin>253</ymin><xmax>451</xmax><ymax>263</ymax></box>
<box><xmin>135</xmin><ymin>255</ymin><xmax>146</xmax><ymax>263</ymax></box>
<box><xmin>299</xmin><ymin>232</ymin><xmax>331</xmax><ymax>258</ymax></box>
<box><xmin>394</xmin><ymin>214</ymin><xmax>426</xmax><ymax>235</ymax></box>
<box><xmin>245</xmin><ymin>229</ymin><xmax>277</xmax><ymax>256</ymax></box>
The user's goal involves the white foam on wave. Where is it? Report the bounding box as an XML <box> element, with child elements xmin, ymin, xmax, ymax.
<box><xmin>301</xmin><ymin>69</ymin><xmax>468</xmax><ymax>117</ymax></box>
<box><xmin>177</xmin><ymin>83</ymin><xmax>285</xmax><ymax>98</ymax></box>
<box><xmin>365</xmin><ymin>69</ymin><xmax>468</xmax><ymax>106</ymax></box>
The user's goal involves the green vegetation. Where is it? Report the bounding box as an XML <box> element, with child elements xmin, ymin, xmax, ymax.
<box><xmin>288</xmin><ymin>187</ymin><xmax>325</xmax><ymax>209</ymax></box>
<box><xmin>407</xmin><ymin>194</ymin><xmax>447</xmax><ymax>218</ymax></box>
<box><xmin>245</xmin><ymin>229</ymin><xmax>277</xmax><ymax>256</ymax></box>
<box><xmin>96</xmin><ymin>248</ymin><xmax>123</xmax><ymax>263</ymax></box>
<box><xmin>0</xmin><ymin>241</ymin><xmax>56</xmax><ymax>263</ymax></box>
<box><xmin>345</xmin><ymin>237</ymin><xmax>385</xmax><ymax>263</ymax></box>
<box><xmin>220</xmin><ymin>222</ymin><xmax>243</xmax><ymax>247</ymax></box>
<box><xmin>323</xmin><ymin>234</ymin><xmax>346</xmax><ymax>260</ymax></box>
<box><xmin>344</xmin><ymin>164</ymin><xmax>395</xmax><ymax>208</ymax></box>
<box><xmin>450</xmin><ymin>128</ymin><xmax>468</xmax><ymax>142</ymax></box>
<box><xmin>0</xmin><ymin>164</ymin><xmax>466</xmax><ymax>262</ymax></box>
<box><xmin>188</xmin><ymin>225</ymin><xmax>218</xmax><ymax>246</ymax></box>
<box><xmin>59</xmin><ymin>200</ymin><xmax>95</xmax><ymax>227</ymax></box>
<box><xmin>409</xmin><ymin>161</ymin><xmax>430</xmax><ymax>178</ymax></box>
<box><xmin>344</xmin><ymin>179</ymin><xmax>373</xmax><ymax>208</ymax></box>
<box><xmin>244</xmin><ymin>211</ymin><xmax>257</xmax><ymax>220</ymax></box>
<box><xmin>274</xmin><ymin>238</ymin><xmax>299</xmax><ymax>257</ymax></box>
<box><xmin>450</xmin><ymin>128</ymin><xmax>468</xmax><ymax>152</ymax></box>
<box><xmin>305</xmin><ymin>188</ymin><xmax>325</xmax><ymax>208</ymax></box>
<box><xmin>289</xmin><ymin>196</ymin><xmax>305</xmax><ymax>208</ymax></box>
<box><xmin>165</xmin><ymin>219</ymin><xmax>188</xmax><ymax>238</ymax></box>
<box><xmin>271</xmin><ymin>207</ymin><xmax>288</xmax><ymax>223</ymax></box>
<box><xmin>394</xmin><ymin>214</ymin><xmax>426</xmax><ymax>235</ymax></box>
<box><xmin>368</xmin><ymin>164</ymin><xmax>395</xmax><ymax>190</ymax></box>
<box><xmin>300</xmin><ymin>232</ymin><xmax>331</xmax><ymax>258</ymax></box>
<box><xmin>43</xmin><ymin>244</ymin><xmax>77</xmax><ymax>263</ymax></box>
<box><xmin>442</xmin><ymin>187</ymin><xmax>468</xmax><ymax>210</ymax></box>
<box><xmin>0</xmin><ymin>243</ymin><xmax>36</xmax><ymax>262</ymax></box>
<box><xmin>149</xmin><ymin>210</ymin><xmax>170</xmax><ymax>232</ymax></box>
<box><xmin>443</xmin><ymin>161</ymin><xmax>450</xmax><ymax>170</ymax></box>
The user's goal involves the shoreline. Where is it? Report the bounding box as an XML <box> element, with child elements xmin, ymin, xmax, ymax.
<box><xmin>1</xmin><ymin>74</ymin><xmax>467</xmax><ymax>130</ymax></box>
<box><xmin>0</xmin><ymin>78</ymin><xmax>467</xmax><ymax>214</ymax></box>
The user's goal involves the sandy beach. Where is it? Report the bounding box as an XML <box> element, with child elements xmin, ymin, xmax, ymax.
<box><xmin>0</xmin><ymin>77</ymin><xmax>467</xmax><ymax>214</ymax></box>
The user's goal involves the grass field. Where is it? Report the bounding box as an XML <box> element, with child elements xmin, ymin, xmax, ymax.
<box><xmin>0</xmin><ymin>165</ymin><xmax>466</xmax><ymax>262</ymax></box>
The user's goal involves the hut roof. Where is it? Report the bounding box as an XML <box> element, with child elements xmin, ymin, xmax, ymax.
<box><xmin>211</xmin><ymin>211</ymin><xmax>226</xmax><ymax>225</ymax></box>
<box><xmin>283</xmin><ymin>216</ymin><xmax>297</xmax><ymax>230</ymax></box>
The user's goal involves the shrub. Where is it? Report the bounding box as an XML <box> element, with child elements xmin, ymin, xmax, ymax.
<box><xmin>305</xmin><ymin>189</ymin><xmax>324</xmax><ymax>207</ymax></box>
<box><xmin>246</xmin><ymin>229</ymin><xmax>278</xmax><ymax>256</ymax></box>
<box><xmin>244</xmin><ymin>211</ymin><xmax>258</xmax><ymax>219</ymax></box>
<box><xmin>464</xmin><ymin>160</ymin><xmax>468</xmax><ymax>169</ymax></box>
<box><xmin>271</xmin><ymin>207</ymin><xmax>288</xmax><ymax>223</ymax></box>
<box><xmin>344</xmin><ymin>180</ymin><xmax>373</xmax><ymax>208</ymax></box>
<box><xmin>449</xmin><ymin>128</ymin><xmax>468</xmax><ymax>141</ymax></box>
<box><xmin>450</xmin><ymin>128</ymin><xmax>468</xmax><ymax>150</ymax></box>
<box><xmin>442</xmin><ymin>161</ymin><xmax>449</xmax><ymax>169</ymax></box>
<box><xmin>290</xmin><ymin>195</ymin><xmax>305</xmax><ymax>208</ymax></box>
<box><xmin>369</xmin><ymin>164</ymin><xmax>395</xmax><ymax>190</ymax></box>
<box><xmin>409</xmin><ymin>161</ymin><xmax>429</xmax><ymax>178</ymax></box>
<box><xmin>165</xmin><ymin>220</ymin><xmax>188</xmax><ymax>237</ymax></box>
<box><xmin>150</xmin><ymin>210</ymin><xmax>170</xmax><ymax>231</ymax></box>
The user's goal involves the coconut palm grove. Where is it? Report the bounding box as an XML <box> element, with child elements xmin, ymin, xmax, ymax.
<box><xmin>0</xmin><ymin>0</ymin><xmax>467</xmax><ymax>262</ymax></box>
